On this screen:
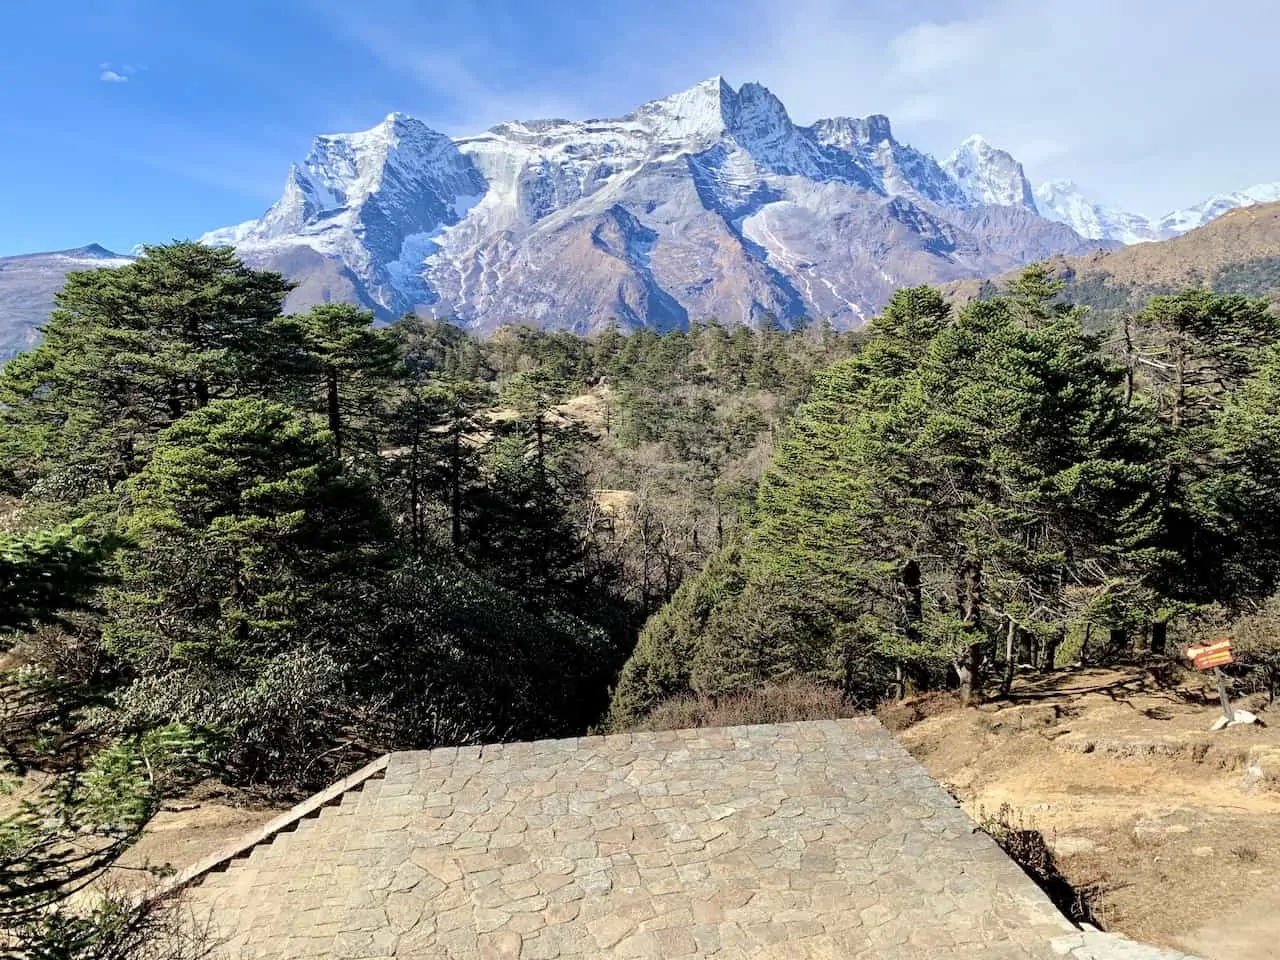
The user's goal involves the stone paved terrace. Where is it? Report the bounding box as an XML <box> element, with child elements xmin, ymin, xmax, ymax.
<box><xmin>178</xmin><ymin>719</ymin><xmax>1201</xmax><ymax>959</ymax></box>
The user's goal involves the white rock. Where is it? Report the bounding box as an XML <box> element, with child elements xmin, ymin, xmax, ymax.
<box><xmin>1210</xmin><ymin>709</ymin><xmax>1259</xmax><ymax>731</ymax></box>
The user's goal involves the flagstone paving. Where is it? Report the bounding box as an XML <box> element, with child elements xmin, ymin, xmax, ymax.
<box><xmin>181</xmin><ymin>719</ymin><xmax>1200</xmax><ymax>959</ymax></box>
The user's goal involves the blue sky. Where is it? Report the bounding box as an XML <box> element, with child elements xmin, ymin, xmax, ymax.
<box><xmin>3</xmin><ymin>0</ymin><xmax>1277</xmax><ymax>256</ymax></box>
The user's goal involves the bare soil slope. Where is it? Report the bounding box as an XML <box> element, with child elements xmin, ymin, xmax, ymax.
<box><xmin>883</xmin><ymin>667</ymin><xmax>1280</xmax><ymax>960</ymax></box>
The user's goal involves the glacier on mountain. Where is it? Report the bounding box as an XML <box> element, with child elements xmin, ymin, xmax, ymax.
<box><xmin>1033</xmin><ymin>181</ymin><xmax>1163</xmax><ymax>245</ymax></box>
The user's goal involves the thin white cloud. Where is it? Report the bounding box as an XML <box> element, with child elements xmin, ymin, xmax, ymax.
<box><xmin>286</xmin><ymin>0</ymin><xmax>1279</xmax><ymax>218</ymax></box>
<box><xmin>310</xmin><ymin>2</ymin><xmax>584</xmax><ymax>133</ymax></box>
<box><xmin>890</xmin><ymin>20</ymin><xmax>993</xmax><ymax>77</ymax></box>
<box><xmin>99</xmin><ymin>62</ymin><xmax>143</xmax><ymax>84</ymax></box>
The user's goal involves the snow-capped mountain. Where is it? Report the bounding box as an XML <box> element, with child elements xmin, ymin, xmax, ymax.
<box><xmin>943</xmin><ymin>136</ymin><xmax>1037</xmax><ymax>211</ymax></box>
<box><xmin>201</xmin><ymin>78</ymin><xmax>1104</xmax><ymax>331</ymax></box>
<box><xmin>7</xmin><ymin>77</ymin><xmax>1272</xmax><ymax>345</ymax></box>
<box><xmin>1156</xmin><ymin>183</ymin><xmax>1280</xmax><ymax>236</ymax></box>
<box><xmin>1034</xmin><ymin>179</ymin><xmax>1280</xmax><ymax>246</ymax></box>
<box><xmin>1032</xmin><ymin>181</ymin><xmax>1162</xmax><ymax>245</ymax></box>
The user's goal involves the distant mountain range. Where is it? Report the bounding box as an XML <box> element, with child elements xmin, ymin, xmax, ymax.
<box><xmin>198</xmin><ymin>77</ymin><xmax>1105</xmax><ymax>333</ymax></box>
<box><xmin>2</xmin><ymin>77</ymin><xmax>1278</xmax><ymax>345</ymax></box>
<box><xmin>1034</xmin><ymin>180</ymin><xmax>1280</xmax><ymax>246</ymax></box>
<box><xmin>0</xmin><ymin>244</ymin><xmax>133</xmax><ymax>359</ymax></box>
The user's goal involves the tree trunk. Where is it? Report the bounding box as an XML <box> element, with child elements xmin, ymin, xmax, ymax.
<box><xmin>449</xmin><ymin>423</ymin><xmax>463</xmax><ymax>550</ymax></box>
<box><xmin>534</xmin><ymin>414</ymin><xmax>546</xmax><ymax>490</ymax></box>
<box><xmin>1171</xmin><ymin>338</ymin><xmax>1185</xmax><ymax>432</ymax></box>
<box><xmin>900</xmin><ymin>559</ymin><xmax>923</xmax><ymax>645</ymax></box>
<box><xmin>409</xmin><ymin>433</ymin><xmax>422</xmax><ymax>557</ymax></box>
<box><xmin>1122</xmin><ymin>315</ymin><xmax>1136</xmax><ymax>406</ymax></box>
<box><xmin>1041</xmin><ymin>628</ymin><xmax>1063</xmax><ymax>673</ymax></box>
<box><xmin>1000</xmin><ymin>617</ymin><xmax>1017</xmax><ymax>696</ymax></box>
<box><xmin>326</xmin><ymin>366</ymin><xmax>342</xmax><ymax>459</ymax></box>
<box><xmin>1109</xmin><ymin>627</ymin><xmax>1127</xmax><ymax>658</ymax></box>
<box><xmin>1134</xmin><ymin>625</ymin><xmax>1150</xmax><ymax>654</ymax></box>
<box><xmin>1150</xmin><ymin>620</ymin><xmax>1168</xmax><ymax>656</ymax></box>
<box><xmin>957</xmin><ymin>558</ymin><xmax>984</xmax><ymax>706</ymax></box>
<box><xmin>957</xmin><ymin>643</ymin><xmax>983</xmax><ymax>707</ymax></box>
<box><xmin>1080</xmin><ymin>622</ymin><xmax>1094</xmax><ymax>667</ymax></box>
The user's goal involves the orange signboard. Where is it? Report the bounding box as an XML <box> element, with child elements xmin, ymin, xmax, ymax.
<box><xmin>1185</xmin><ymin>638</ymin><xmax>1234</xmax><ymax>670</ymax></box>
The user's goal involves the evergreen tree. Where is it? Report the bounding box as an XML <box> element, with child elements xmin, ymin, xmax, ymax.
<box><xmin>0</xmin><ymin>521</ymin><xmax>116</xmax><ymax>639</ymax></box>
<box><xmin>1193</xmin><ymin>345</ymin><xmax>1280</xmax><ymax>602</ymax></box>
<box><xmin>384</xmin><ymin>380</ymin><xmax>491</xmax><ymax>554</ymax></box>
<box><xmin>293</xmin><ymin>304</ymin><xmax>400</xmax><ymax>464</ymax></box>
<box><xmin>0</xmin><ymin>244</ymin><xmax>300</xmax><ymax>490</ymax></box>
<box><xmin>106</xmin><ymin>398</ymin><xmax>392</xmax><ymax>669</ymax></box>
<box><xmin>102</xmin><ymin>399</ymin><xmax>393</xmax><ymax>780</ymax></box>
<box><xmin>1133</xmin><ymin>290</ymin><xmax>1280</xmax><ymax>608</ymax></box>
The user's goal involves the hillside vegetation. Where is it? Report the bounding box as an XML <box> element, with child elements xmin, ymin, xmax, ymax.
<box><xmin>6</xmin><ymin>240</ymin><xmax>1280</xmax><ymax>954</ymax></box>
<box><xmin>947</xmin><ymin>201</ymin><xmax>1280</xmax><ymax>320</ymax></box>
<box><xmin>610</xmin><ymin>267</ymin><xmax>1280</xmax><ymax>727</ymax></box>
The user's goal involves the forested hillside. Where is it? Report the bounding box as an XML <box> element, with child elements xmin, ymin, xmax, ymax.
<box><xmin>948</xmin><ymin>202</ymin><xmax>1280</xmax><ymax>325</ymax></box>
<box><xmin>4</xmin><ymin>242</ymin><xmax>1280</xmax><ymax>954</ymax></box>
<box><xmin>610</xmin><ymin>268</ymin><xmax>1280</xmax><ymax>727</ymax></box>
<box><xmin>0</xmin><ymin>242</ymin><xmax>857</xmax><ymax>788</ymax></box>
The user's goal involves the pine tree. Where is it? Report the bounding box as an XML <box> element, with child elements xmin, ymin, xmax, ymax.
<box><xmin>293</xmin><ymin>304</ymin><xmax>400</xmax><ymax>464</ymax></box>
<box><xmin>384</xmin><ymin>380</ymin><xmax>491</xmax><ymax>554</ymax></box>
<box><xmin>101</xmin><ymin>399</ymin><xmax>393</xmax><ymax>780</ymax></box>
<box><xmin>0</xmin><ymin>521</ymin><xmax>116</xmax><ymax>639</ymax></box>
<box><xmin>0</xmin><ymin>243</ymin><xmax>301</xmax><ymax>490</ymax></box>
<box><xmin>1133</xmin><ymin>290</ymin><xmax>1280</xmax><ymax>608</ymax></box>
<box><xmin>1193</xmin><ymin>345</ymin><xmax>1280</xmax><ymax>603</ymax></box>
<box><xmin>105</xmin><ymin>398</ymin><xmax>392</xmax><ymax>672</ymax></box>
<box><xmin>887</xmin><ymin>291</ymin><xmax>1162</xmax><ymax>700</ymax></box>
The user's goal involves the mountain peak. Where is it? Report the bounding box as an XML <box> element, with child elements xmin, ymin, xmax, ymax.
<box><xmin>66</xmin><ymin>243</ymin><xmax>123</xmax><ymax>259</ymax></box>
<box><xmin>632</xmin><ymin>76</ymin><xmax>739</xmax><ymax>142</ymax></box>
<box><xmin>191</xmin><ymin>78</ymin><xmax>1272</xmax><ymax>337</ymax></box>
<box><xmin>944</xmin><ymin>135</ymin><xmax>1037</xmax><ymax>211</ymax></box>
<box><xmin>1033</xmin><ymin>180</ymin><xmax>1163</xmax><ymax>245</ymax></box>
<box><xmin>808</xmin><ymin>115</ymin><xmax>894</xmax><ymax>148</ymax></box>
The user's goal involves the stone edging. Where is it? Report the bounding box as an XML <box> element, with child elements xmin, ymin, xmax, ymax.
<box><xmin>151</xmin><ymin>754</ymin><xmax>391</xmax><ymax>899</ymax></box>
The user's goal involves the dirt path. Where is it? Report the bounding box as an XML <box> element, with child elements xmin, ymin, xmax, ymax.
<box><xmin>105</xmin><ymin>800</ymin><xmax>281</xmax><ymax>892</ymax></box>
<box><xmin>883</xmin><ymin>667</ymin><xmax>1280</xmax><ymax>960</ymax></box>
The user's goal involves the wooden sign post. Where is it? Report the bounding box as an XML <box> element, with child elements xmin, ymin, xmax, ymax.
<box><xmin>1185</xmin><ymin>638</ymin><xmax>1235</xmax><ymax>723</ymax></box>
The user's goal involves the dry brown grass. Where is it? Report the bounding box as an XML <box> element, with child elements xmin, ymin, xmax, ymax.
<box><xmin>893</xmin><ymin>667</ymin><xmax>1280</xmax><ymax>958</ymax></box>
<box><xmin>629</xmin><ymin>679</ymin><xmax>862</xmax><ymax>733</ymax></box>
<box><xmin>875</xmin><ymin>690</ymin><xmax>963</xmax><ymax>732</ymax></box>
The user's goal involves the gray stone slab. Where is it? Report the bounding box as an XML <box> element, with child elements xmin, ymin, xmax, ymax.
<box><xmin>177</xmin><ymin>720</ymin><xmax>1198</xmax><ymax>959</ymax></box>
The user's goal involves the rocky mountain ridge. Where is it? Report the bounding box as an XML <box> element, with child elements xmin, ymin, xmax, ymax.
<box><xmin>4</xmin><ymin>77</ymin><xmax>1277</xmax><ymax>341</ymax></box>
<box><xmin>200</xmin><ymin>78</ymin><xmax>1109</xmax><ymax>331</ymax></box>
<box><xmin>0</xmin><ymin>244</ymin><xmax>134</xmax><ymax>359</ymax></box>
